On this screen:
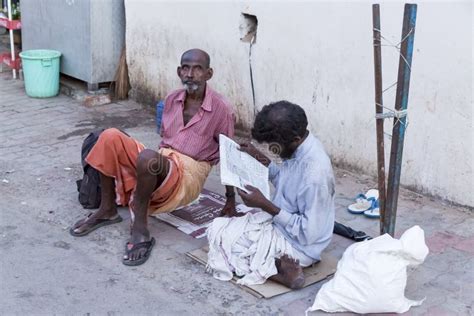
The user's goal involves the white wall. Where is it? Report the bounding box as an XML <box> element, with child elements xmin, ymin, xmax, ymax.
<box><xmin>125</xmin><ymin>0</ymin><xmax>473</xmax><ymax>207</ymax></box>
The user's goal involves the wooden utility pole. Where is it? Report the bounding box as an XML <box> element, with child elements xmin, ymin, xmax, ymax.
<box><xmin>372</xmin><ymin>4</ymin><xmax>387</xmax><ymax>235</ymax></box>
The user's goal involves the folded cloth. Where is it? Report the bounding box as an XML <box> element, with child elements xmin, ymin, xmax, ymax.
<box><xmin>206</xmin><ymin>212</ymin><xmax>314</xmax><ymax>286</ymax></box>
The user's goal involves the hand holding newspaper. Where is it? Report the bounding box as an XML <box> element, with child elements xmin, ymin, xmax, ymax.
<box><xmin>219</xmin><ymin>134</ymin><xmax>270</xmax><ymax>199</ymax></box>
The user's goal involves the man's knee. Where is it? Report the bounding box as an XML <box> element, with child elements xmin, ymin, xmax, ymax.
<box><xmin>99</xmin><ymin>128</ymin><xmax>126</xmax><ymax>143</ymax></box>
<box><xmin>136</xmin><ymin>149</ymin><xmax>166</xmax><ymax>176</ymax></box>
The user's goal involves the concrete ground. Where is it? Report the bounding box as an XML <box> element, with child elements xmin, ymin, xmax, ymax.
<box><xmin>0</xmin><ymin>71</ymin><xmax>473</xmax><ymax>316</ymax></box>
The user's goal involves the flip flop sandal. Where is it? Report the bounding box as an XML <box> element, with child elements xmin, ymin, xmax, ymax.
<box><xmin>122</xmin><ymin>237</ymin><xmax>156</xmax><ymax>266</ymax></box>
<box><xmin>347</xmin><ymin>189</ymin><xmax>379</xmax><ymax>214</ymax></box>
<box><xmin>69</xmin><ymin>213</ymin><xmax>123</xmax><ymax>237</ymax></box>
<box><xmin>364</xmin><ymin>200</ymin><xmax>380</xmax><ymax>219</ymax></box>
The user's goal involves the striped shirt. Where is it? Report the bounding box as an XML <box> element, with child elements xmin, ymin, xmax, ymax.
<box><xmin>159</xmin><ymin>85</ymin><xmax>235</xmax><ymax>165</ymax></box>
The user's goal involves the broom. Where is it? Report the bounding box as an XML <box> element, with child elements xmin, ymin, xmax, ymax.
<box><xmin>111</xmin><ymin>46</ymin><xmax>130</xmax><ymax>100</ymax></box>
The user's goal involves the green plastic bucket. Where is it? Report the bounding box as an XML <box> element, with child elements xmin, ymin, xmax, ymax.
<box><xmin>19</xmin><ymin>49</ymin><xmax>62</xmax><ymax>98</ymax></box>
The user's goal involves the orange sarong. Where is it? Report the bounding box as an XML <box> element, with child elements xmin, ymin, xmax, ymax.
<box><xmin>85</xmin><ymin>128</ymin><xmax>211</xmax><ymax>214</ymax></box>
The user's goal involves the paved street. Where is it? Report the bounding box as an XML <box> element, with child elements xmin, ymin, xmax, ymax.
<box><xmin>1</xmin><ymin>72</ymin><xmax>473</xmax><ymax>315</ymax></box>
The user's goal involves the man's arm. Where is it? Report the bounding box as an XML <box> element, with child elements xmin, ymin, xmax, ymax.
<box><xmin>239</xmin><ymin>184</ymin><xmax>334</xmax><ymax>246</ymax></box>
<box><xmin>237</xmin><ymin>185</ymin><xmax>279</xmax><ymax>216</ymax></box>
<box><xmin>273</xmin><ymin>184</ymin><xmax>333</xmax><ymax>246</ymax></box>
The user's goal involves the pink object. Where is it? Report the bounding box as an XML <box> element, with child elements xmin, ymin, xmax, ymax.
<box><xmin>0</xmin><ymin>52</ymin><xmax>21</xmax><ymax>70</ymax></box>
<box><xmin>0</xmin><ymin>17</ymin><xmax>21</xmax><ymax>30</ymax></box>
<box><xmin>160</xmin><ymin>86</ymin><xmax>235</xmax><ymax>165</ymax></box>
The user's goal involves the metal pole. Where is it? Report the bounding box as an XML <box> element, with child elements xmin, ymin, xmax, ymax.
<box><xmin>384</xmin><ymin>3</ymin><xmax>417</xmax><ymax>236</ymax></box>
<box><xmin>372</xmin><ymin>4</ymin><xmax>387</xmax><ymax>235</ymax></box>
<box><xmin>7</xmin><ymin>0</ymin><xmax>16</xmax><ymax>79</ymax></box>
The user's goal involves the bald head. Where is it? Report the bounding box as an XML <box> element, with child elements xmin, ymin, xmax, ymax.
<box><xmin>177</xmin><ymin>49</ymin><xmax>214</xmax><ymax>94</ymax></box>
<box><xmin>181</xmin><ymin>49</ymin><xmax>210</xmax><ymax>68</ymax></box>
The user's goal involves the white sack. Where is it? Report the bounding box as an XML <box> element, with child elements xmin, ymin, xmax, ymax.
<box><xmin>307</xmin><ymin>225</ymin><xmax>429</xmax><ymax>314</ymax></box>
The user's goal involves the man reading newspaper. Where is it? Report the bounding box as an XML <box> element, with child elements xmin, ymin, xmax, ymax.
<box><xmin>207</xmin><ymin>101</ymin><xmax>335</xmax><ymax>289</ymax></box>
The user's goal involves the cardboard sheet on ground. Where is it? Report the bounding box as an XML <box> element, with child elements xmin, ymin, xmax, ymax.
<box><xmin>187</xmin><ymin>247</ymin><xmax>338</xmax><ymax>298</ymax></box>
<box><xmin>154</xmin><ymin>189</ymin><xmax>255</xmax><ymax>238</ymax></box>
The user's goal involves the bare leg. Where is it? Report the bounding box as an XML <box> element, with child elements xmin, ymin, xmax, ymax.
<box><xmin>270</xmin><ymin>254</ymin><xmax>305</xmax><ymax>289</ymax></box>
<box><xmin>71</xmin><ymin>173</ymin><xmax>119</xmax><ymax>234</ymax></box>
<box><xmin>124</xmin><ymin>149</ymin><xmax>169</xmax><ymax>262</ymax></box>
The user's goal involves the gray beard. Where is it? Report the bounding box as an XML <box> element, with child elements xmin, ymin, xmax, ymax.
<box><xmin>184</xmin><ymin>83</ymin><xmax>199</xmax><ymax>93</ymax></box>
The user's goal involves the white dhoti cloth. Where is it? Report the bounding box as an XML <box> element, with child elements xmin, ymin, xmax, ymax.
<box><xmin>206</xmin><ymin>212</ymin><xmax>314</xmax><ymax>286</ymax></box>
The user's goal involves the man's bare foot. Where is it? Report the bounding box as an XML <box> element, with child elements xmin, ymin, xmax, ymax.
<box><xmin>270</xmin><ymin>254</ymin><xmax>305</xmax><ymax>289</ymax></box>
<box><xmin>71</xmin><ymin>208</ymin><xmax>119</xmax><ymax>236</ymax></box>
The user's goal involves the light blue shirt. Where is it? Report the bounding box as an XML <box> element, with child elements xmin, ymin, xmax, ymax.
<box><xmin>270</xmin><ymin>133</ymin><xmax>335</xmax><ymax>261</ymax></box>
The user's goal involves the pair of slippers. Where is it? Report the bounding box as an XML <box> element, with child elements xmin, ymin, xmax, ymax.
<box><xmin>347</xmin><ymin>189</ymin><xmax>380</xmax><ymax>219</ymax></box>
<box><xmin>69</xmin><ymin>213</ymin><xmax>155</xmax><ymax>266</ymax></box>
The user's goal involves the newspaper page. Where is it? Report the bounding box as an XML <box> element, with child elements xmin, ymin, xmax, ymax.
<box><xmin>154</xmin><ymin>189</ymin><xmax>257</xmax><ymax>238</ymax></box>
<box><xmin>219</xmin><ymin>134</ymin><xmax>270</xmax><ymax>199</ymax></box>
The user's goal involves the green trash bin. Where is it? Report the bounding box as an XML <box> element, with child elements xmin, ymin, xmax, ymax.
<box><xmin>19</xmin><ymin>49</ymin><xmax>62</xmax><ymax>98</ymax></box>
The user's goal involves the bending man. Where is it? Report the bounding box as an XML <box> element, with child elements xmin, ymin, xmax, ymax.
<box><xmin>71</xmin><ymin>49</ymin><xmax>236</xmax><ymax>266</ymax></box>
